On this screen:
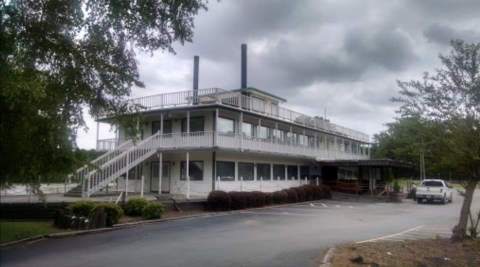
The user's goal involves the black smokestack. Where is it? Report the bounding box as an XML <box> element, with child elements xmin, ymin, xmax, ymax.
<box><xmin>193</xmin><ymin>55</ymin><xmax>199</xmax><ymax>91</ymax></box>
<box><xmin>241</xmin><ymin>44</ymin><xmax>247</xmax><ymax>88</ymax></box>
<box><xmin>193</xmin><ymin>55</ymin><xmax>199</xmax><ymax>104</ymax></box>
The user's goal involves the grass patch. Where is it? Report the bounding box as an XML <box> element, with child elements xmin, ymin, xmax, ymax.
<box><xmin>0</xmin><ymin>220</ymin><xmax>69</xmax><ymax>244</ymax></box>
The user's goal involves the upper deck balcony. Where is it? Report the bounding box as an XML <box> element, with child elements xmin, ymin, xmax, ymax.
<box><xmin>113</xmin><ymin>88</ymin><xmax>369</xmax><ymax>143</ymax></box>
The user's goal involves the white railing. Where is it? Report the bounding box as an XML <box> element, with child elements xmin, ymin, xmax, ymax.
<box><xmin>97</xmin><ymin>138</ymin><xmax>119</xmax><ymax>151</ymax></box>
<box><xmin>68</xmin><ymin>139</ymin><xmax>137</xmax><ymax>192</ymax></box>
<box><xmin>120</xmin><ymin>89</ymin><xmax>369</xmax><ymax>142</ymax></box>
<box><xmin>86</xmin><ymin>131</ymin><xmax>163</xmax><ymax>196</ymax></box>
<box><xmin>76</xmin><ymin>128</ymin><xmax>368</xmax><ymax>197</ymax></box>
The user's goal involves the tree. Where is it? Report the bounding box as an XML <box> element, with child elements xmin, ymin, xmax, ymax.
<box><xmin>372</xmin><ymin>117</ymin><xmax>449</xmax><ymax>179</ymax></box>
<box><xmin>393</xmin><ymin>40</ymin><xmax>480</xmax><ymax>240</ymax></box>
<box><xmin>0</xmin><ymin>0</ymin><xmax>208</xmax><ymax>186</ymax></box>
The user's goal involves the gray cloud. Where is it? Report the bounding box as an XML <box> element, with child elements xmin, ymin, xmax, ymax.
<box><xmin>424</xmin><ymin>24</ymin><xmax>480</xmax><ymax>46</ymax></box>
<box><xmin>78</xmin><ymin>0</ymin><xmax>480</xmax><ymax>148</ymax></box>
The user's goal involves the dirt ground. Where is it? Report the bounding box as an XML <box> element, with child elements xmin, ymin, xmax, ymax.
<box><xmin>330</xmin><ymin>238</ymin><xmax>480</xmax><ymax>267</ymax></box>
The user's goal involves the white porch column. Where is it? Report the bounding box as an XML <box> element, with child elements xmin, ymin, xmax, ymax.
<box><xmin>158</xmin><ymin>153</ymin><xmax>162</xmax><ymax>194</ymax></box>
<box><xmin>239</xmin><ymin>112</ymin><xmax>243</xmax><ymax>151</ymax></box>
<box><xmin>125</xmin><ymin>153</ymin><xmax>129</xmax><ymax>197</ymax></box>
<box><xmin>141</xmin><ymin>175</ymin><xmax>144</xmax><ymax>197</ymax></box>
<box><xmin>215</xmin><ymin>108</ymin><xmax>219</xmax><ymax>146</ymax></box>
<box><xmin>160</xmin><ymin>113</ymin><xmax>163</xmax><ymax>134</ymax></box>
<box><xmin>95</xmin><ymin>120</ymin><xmax>100</xmax><ymax>150</ymax></box>
<box><xmin>334</xmin><ymin>136</ymin><xmax>337</xmax><ymax>159</ymax></box>
<box><xmin>186</xmin><ymin>152</ymin><xmax>190</xmax><ymax>199</ymax></box>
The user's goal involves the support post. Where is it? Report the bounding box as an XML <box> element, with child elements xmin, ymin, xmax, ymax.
<box><xmin>240</xmin><ymin>176</ymin><xmax>243</xmax><ymax>192</ymax></box>
<box><xmin>186</xmin><ymin>152</ymin><xmax>190</xmax><ymax>199</ymax></box>
<box><xmin>125</xmin><ymin>154</ymin><xmax>129</xmax><ymax>197</ymax></box>
<box><xmin>141</xmin><ymin>175</ymin><xmax>144</xmax><ymax>197</ymax></box>
<box><xmin>217</xmin><ymin>176</ymin><xmax>220</xmax><ymax>190</ymax></box>
<box><xmin>158</xmin><ymin>153</ymin><xmax>162</xmax><ymax>194</ymax></box>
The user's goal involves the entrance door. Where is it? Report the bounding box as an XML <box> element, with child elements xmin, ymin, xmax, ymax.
<box><xmin>151</xmin><ymin>162</ymin><xmax>171</xmax><ymax>193</ymax></box>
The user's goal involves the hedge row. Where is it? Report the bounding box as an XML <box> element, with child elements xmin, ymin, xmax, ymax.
<box><xmin>207</xmin><ymin>184</ymin><xmax>332</xmax><ymax>211</ymax></box>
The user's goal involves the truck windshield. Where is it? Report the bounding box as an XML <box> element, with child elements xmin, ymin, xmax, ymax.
<box><xmin>423</xmin><ymin>181</ymin><xmax>443</xmax><ymax>187</ymax></box>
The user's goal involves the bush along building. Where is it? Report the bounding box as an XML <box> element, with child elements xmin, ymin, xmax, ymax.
<box><xmin>66</xmin><ymin>44</ymin><xmax>408</xmax><ymax>199</ymax></box>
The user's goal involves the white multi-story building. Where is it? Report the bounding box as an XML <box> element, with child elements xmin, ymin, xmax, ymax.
<box><xmin>66</xmin><ymin>45</ymin><xmax>378</xmax><ymax>199</ymax></box>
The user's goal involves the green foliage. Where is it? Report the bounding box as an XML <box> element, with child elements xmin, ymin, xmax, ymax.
<box><xmin>95</xmin><ymin>203</ymin><xmax>124</xmax><ymax>226</ymax></box>
<box><xmin>123</xmin><ymin>197</ymin><xmax>148</xmax><ymax>217</ymax></box>
<box><xmin>207</xmin><ymin>190</ymin><xmax>231</xmax><ymax>211</ymax></box>
<box><xmin>391</xmin><ymin>40</ymin><xmax>480</xmax><ymax>241</ymax></box>
<box><xmin>142</xmin><ymin>202</ymin><xmax>165</xmax><ymax>220</ymax></box>
<box><xmin>0</xmin><ymin>0</ymin><xmax>208</xmax><ymax>186</ymax></box>
<box><xmin>0</xmin><ymin>220</ymin><xmax>68</xmax><ymax>244</ymax></box>
<box><xmin>68</xmin><ymin>201</ymin><xmax>97</xmax><ymax>218</ymax></box>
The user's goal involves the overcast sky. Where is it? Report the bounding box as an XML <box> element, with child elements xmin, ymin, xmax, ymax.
<box><xmin>77</xmin><ymin>0</ymin><xmax>480</xmax><ymax>149</ymax></box>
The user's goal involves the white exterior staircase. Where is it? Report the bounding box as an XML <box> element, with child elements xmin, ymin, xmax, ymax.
<box><xmin>65</xmin><ymin>132</ymin><xmax>161</xmax><ymax>197</ymax></box>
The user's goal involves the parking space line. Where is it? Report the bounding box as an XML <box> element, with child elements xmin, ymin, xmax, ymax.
<box><xmin>356</xmin><ymin>225</ymin><xmax>425</xmax><ymax>244</ymax></box>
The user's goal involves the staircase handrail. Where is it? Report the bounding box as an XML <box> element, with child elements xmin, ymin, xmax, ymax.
<box><xmin>86</xmin><ymin>131</ymin><xmax>162</xmax><ymax>196</ymax></box>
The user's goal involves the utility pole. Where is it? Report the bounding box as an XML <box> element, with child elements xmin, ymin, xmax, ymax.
<box><xmin>419</xmin><ymin>135</ymin><xmax>426</xmax><ymax>180</ymax></box>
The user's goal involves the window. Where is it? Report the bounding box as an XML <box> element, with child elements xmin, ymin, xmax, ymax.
<box><xmin>287</xmin><ymin>165</ymin><xmax>298</xmax><ymax>180</ymax></box>
<box><xmin>258</xmin><ymin>126</ymin><xmax>270</xmax><ymax>139</ymax></box>
<box><xmin>216</xmin><ymin>161</ymin><xmax>235</xmax><ymax>181</ymax></box>
<box><xmin>273</xmin><ymin>164</ymin><xmax>285</xmax><ymax>180</ymax></box>
<box><xmin>218</xmin><ymin>117</ymin><xmax>235</xmax><ymax>134</ymax></box>
<box><xmin>181</xmin><ymin>117</ymin><xmax>204</xmax><ymax>133</ymax></box>
<box><xmin>273</xmin><ymin>129</ymin><xmax>285</xmax><ymax>143</ymax></box>
<box><xmin>257</xmin><ymin>163</ymin><xmax>271</xmax><ymax>181</ymax></box>
<box><xmin>238</xmin><ymin>162</ymin><xmax>254</xmax><ymax>181</ymax></box>
<box><xmin>242</xmin><ymin>122</ymin><xmax>255</xmax><ymax>137</ymax></box>
<box><xmin>300</xmin><ymin>165</ymin><xmax>309</xmax><ymax>180</ymax></box>
<box><xmin>152</xmin><ymin>120</ymin><xmax>172</xmax><ymax>134</ymax></box>
<box><xmin>180</xmin><ymin>161</ymin><xmax>204</xmax><ymax>181</ymax></box>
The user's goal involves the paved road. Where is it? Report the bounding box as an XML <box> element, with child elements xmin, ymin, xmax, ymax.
<box><xmin>2</xmin><ymin>191</ymin><xmax>479</xmax><ymax>267</ymax></box>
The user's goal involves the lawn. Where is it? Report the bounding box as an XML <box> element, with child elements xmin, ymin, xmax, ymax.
<box><xmin>0</xmin><ymin>220</ymin><xmax>69</xmax><ymax>244</ymax></box>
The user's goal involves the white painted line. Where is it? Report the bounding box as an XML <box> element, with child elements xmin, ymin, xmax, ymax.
<box><xmin>356</xmin><ymin>225</ymin><xmax>425</xmax><ymax>244</ymax></box>
<box><xmin>321</xmin><ymin>203</ymin><xmax>328</xmax><ymax>207</ymax></box>
<box><xmin>335</xmin><ymin>205</ymin><xmax>341</xmax><ymax>208</ymax></box>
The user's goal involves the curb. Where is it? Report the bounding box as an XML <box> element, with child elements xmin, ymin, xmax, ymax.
<box><xmin>319</xmin><ymin>247</ymin><xmax>336</xmax><ymax>267</ymax></box>
<box><xmin>0</xmin><ymin>199</ymin><xmax>330</xmax><ymax>248</ymax></box>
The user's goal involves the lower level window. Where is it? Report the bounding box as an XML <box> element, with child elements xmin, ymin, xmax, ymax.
<box><xmin>257</xmin><ymin>163</ymin><xmax>271</xmax><ymax>181</ymax></box>
<box><xmin>238</xmin><ymin>162</ymin><xmax>254</xmax><ymax>181</ymax></box>
<box><xmin>180</xmin><ymin>161</ymin><xmax>204</xmax><ymax>181</ymax></box>
<box><xmin>287</xmin><ymin>165</ymin><xmax>298</xmax><ymax>180</ymax></box>
<box><xmin>273</xmin><ymin>164</ymin><xmax>285</xmax><ymax>180</ymax></box>
<box><xmin>216</xmin><ymin>161</ymin><xmax>235</xmax><ymax>181</ymax></box>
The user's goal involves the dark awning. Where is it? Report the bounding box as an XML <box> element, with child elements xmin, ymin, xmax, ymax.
<box><xmin>316</xmin><ymin>159</ymin><xmax>412</xmax><ymax>168</ymax></box>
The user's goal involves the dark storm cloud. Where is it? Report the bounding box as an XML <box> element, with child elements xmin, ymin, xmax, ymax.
<box><xmin>424</xmin><ymin>24</ymin><xmax>480</xmax><ymax>46</ymax></box>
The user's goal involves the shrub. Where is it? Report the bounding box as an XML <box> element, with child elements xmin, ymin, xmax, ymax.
<box><xmin>272</xmin><ymin>191</ymin><xmax>288</xmax><ymax>204</ymax></box>
<box><xmin>142</xmin><ymin>202</ymin><xmax>165</xmax><ymax>220</ymax></box>
<box><xmin>124</xmin><ymin>197</ymin><xmax>149</xmax><ymax>216</ymax></box>
<box><xmin>244</xmin><ymin>192</ymin><xmax>256</xmax><ymax>208</ymax></box>
<box><xmin>320</xmin><ymin>185</ymin><xmax>332</xmax><ymax>199</ymax></box>
<box><xmin>229</xmin><ymin>191</ymin><xmax>247</xmax><ymax>210</ymax></box>
<box><xmin>207</xmin><ymin>190</ymin><xmax>231</xmax><ymax>211</ymax></box>
<box><xmin>264</xmin><ymin>193</ymin><xmax>273</xmax><ymax>206</ymax></box>
<box><xmin>252</xmin><ymin>191</ymin><xmax>266</xmax><ymax>207</ymax></box>
<box><xmin>283</xmin><ymin>188</ymin><xmax>298</xmax><ymax>203</ymax></box>
<box><xmin>95</xmin><ymin>203</ymin><xmax>124</xmax><ymax>226</ymax></box>
<box><xmin>311</xmin><ymin>185</ymin><xmax>323</xmax><ymax>200</ymax></box>
<box><xmin>294</xmin><ymin>187</ymin><xmax>306</xmax><ymax>202</ymax></box>
<box><xmin>302</xmin><ymin>185</ymin><xmax>314</xmax><ymax>201</ymax></box>
<box><xmin>68</xmin><ymin>200</ymin><xmax>97</xmax><ymax>218</ymax></box>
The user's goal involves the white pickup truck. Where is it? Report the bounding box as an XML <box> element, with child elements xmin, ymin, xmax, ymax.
<box><xmin>415</xmin><ymin>179</ymin><xmax>453</xmax><ymax>204</ymax></box>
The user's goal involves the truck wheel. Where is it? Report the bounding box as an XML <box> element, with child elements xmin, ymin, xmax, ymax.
<box><xmin>417</xmin><ymin>198</ymin><xmax>422</xmax><ymax>204</ymax></box>
<box><xmin>441</xmin><ymin>196</ymin><xmax>446</xmax><ymax>205</ymax></box>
